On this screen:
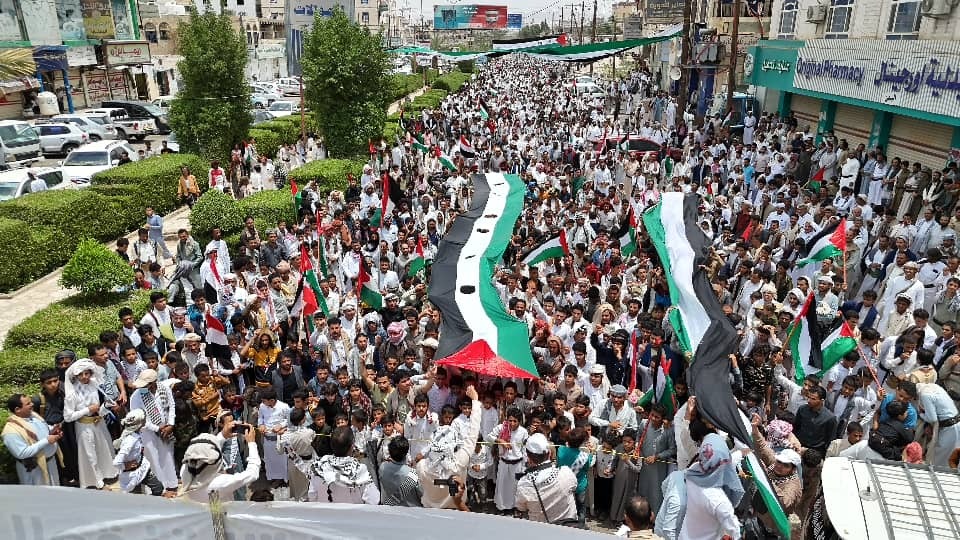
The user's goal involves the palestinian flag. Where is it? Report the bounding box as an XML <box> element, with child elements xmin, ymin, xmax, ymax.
<box><xmin>368</xmin><ymin>139</ymin><xmax>376</xmax><ymax>155</ymax></box>
<box><xmin>642</xmin><ymin>192</ymin><xmax>790</xmax><ymax>538</ymax></box>
<box><xmin>618</xmin><ymin>132</ymin><xmax>630</xmax><ymax>152</ymax></box>
<box><xmin>408</xmin><ymin>236</ymin><xmax>426</xmax><ymax>277</ymax></box>
<box><xmin>571</xmin><ymin>175</ymin><xmax>587</xmax><ymax>197</ymax></box>
<box><xmin>521</xmin><ymin>229</ymin><xmax>570</xmax><ymax>267</ymax></box>
<box><xmin>458</xmin><ymin>135</ymin><xmax>475</xmax><ymax>158</ymax></box>
<box><xmin>370</xmin><ymin>173</ymin><xmax>396</xmax><ymax>228</ymax></box>
<box><xmin>357</xmin><ymin>262</ymin><xmax>383</xmax><ymax>309</ymax></box>
<box><xmin>809</xmin><ymin>167</ymin><xmax>825</xmax><ymax>191</ymax></box>
<box><xmin>299</xmin><ymin>242</ymin><xmax>330</xmax><ymax>316</ymax></box>
<box><xmin>788</xmin><ymin>293</ymin><xmax>856</xmax><ymax>384</ymax></box>
<box><xmin>637</xmin><ymin>357</ymin><xmax>676</xmax><ymax>417</ymax></box>
<box><xmin>291</xmin><ymin>178</ymin><xmax>301</xmax><ymax>209</ymax></box>
<box><xmin>428</xmin><ymin>172</ymin><xmax>538</xmax><ymax>378</ymax></box>
<box><xmin>736</xmin><ymin>413</ymin><xmax>792</xmax><ymax>540</ymax></box>
<box><xmin>439</xmin><ymin>153</ymin><xmax>457</xmax><ymax>172</ymax></box>
<box><xmin>615</xmin><ymin>209</ymin><xmax>639</xmax><ymax>258</ymax></box>
<box><xmin>204</xmin><ymin>311</ymin><xmax>231</xmax><ymax>360</ymax></box>
<box><xmin>797</xmin><ymin>218</ymin><xmax>846</xmax><ymax>267</ymax></box>
<box><xmin>477</xmin><ymin>98</ymin><xmax>489</xmax><ymax>120</ymax></box>
<box><xmin>491</xmin><ymin>34</ymin><xmax>569</xmax><ymax>51</ymax></box>
<box><xmin>412</xmin><ymin>134</ymin><xmax>429</xmax><ymax>153</ymax></box>
<box><xmin>524</xmin><ymin>29</ymin><xmax>680</xmax><ymax>62</ymax></box>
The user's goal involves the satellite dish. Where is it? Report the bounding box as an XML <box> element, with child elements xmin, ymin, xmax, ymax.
<box><xmin>669</xmin><ymin>66</ymin><xmax>682</xmax><ymax>81</ymax></box>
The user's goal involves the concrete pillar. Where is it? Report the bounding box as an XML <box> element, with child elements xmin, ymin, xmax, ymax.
<box><xmin>777</xmin><ymin>92</ymin><xmax>792</xmax><ymax>119</ymax></box>
<box><xmin>867</xmin><ymin>110</ymin><xmax>892</xmax><ymax>152</ymax></box>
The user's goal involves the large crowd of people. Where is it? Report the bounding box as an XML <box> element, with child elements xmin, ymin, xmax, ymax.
<box><xmin>4</xmin><ymin>54</ymin><xmax>960</xmax><ymax>539</ymax></box>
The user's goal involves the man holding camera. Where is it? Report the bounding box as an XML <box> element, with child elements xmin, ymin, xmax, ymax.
<box><xmin>515</xmin><ymin>433</ymin><xmax>577</xmax><ymax>525</ymax></box>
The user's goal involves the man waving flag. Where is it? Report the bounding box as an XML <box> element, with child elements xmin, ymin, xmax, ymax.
<box><xmin>521</xmin><ymin>230</ymin><xmax>570</xmax><ymax>267</ymax></box>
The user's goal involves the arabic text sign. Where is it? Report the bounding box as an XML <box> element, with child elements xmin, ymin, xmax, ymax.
<box><xmin>645</xmin><ymin>0</ymin><xmax>684</xmax><ymax>24</ymax></box>
<box><xmin>80</xmin><ymin>0</ymin><xmax>114</xmax><ymax>39</ymax></box>
<box><xmin>105</xmin><ymin>40</ymin><xmax>151</xmax><ymax>65</ymax></box>
<box><xmin>793</xmin><ymin>39</ymin><xmax>960</xmax><ymax>119</ymax></box>
<box><xmin>288</xmin><ymin>0</ymin><xmax>350</xmax><ymax>30</ymax></box>
<box><xmin>433</xmin><ymin>5</ymin><xmax>507</xmax><ymax>30</ymax></box>
<box><xmin>506</xmin><ymin>13</ymin><xmax>522</xmax><ymax>29</ymax></box>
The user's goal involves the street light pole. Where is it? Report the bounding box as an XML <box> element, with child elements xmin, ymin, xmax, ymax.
<box><xmin>726</xmin><ymin>0</ymin><xmax>742</xmax><ymax>123</ymax></box>
<box><xmin>676</xmin><ymin>0</ymin><xmax>692</xmax><ymax>118</ymax></box>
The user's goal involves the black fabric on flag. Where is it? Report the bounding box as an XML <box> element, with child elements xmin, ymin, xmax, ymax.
<box><xmin>682</xmin><ymin>194</ymin><xmax>754</xmax><ymax>447</ymax></box>
<box><xmin>798</xmin><ymin>219</ymin><xmax>840</xmax><ymax>260</ymax></box>
<box><xmin>428</xmin><ymin>174</ymin><xmax>492</xmax><ymax>360</ymax></box>
<box><xmin>203</xmin><ymin>281</ymin><xmax>219</xmax><ymax>305</ymax></box>
<box><xmin>804</xmin><ymin>293</ymin><xmax>825</xmax><ymax>371</ymax></box>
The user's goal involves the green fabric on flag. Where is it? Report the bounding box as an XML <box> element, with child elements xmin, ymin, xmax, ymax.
<box><xmin>370</xmin><ymin>208</ymin><xmax>383</xmax><ymax>228</ymax></box>
<box><xmin>412</xmin><ymin>135</ymin><xmax>429</xmax><ymax>153</ymax></box>
<box><xmin>304</xmin><ymin>268</ymin><xmax>329</xmax><ymax>316</ymax></box>
<box><xmin>637</xmin><ymin>374</ymin><xmax>676</xmax><ymax>417</ymax></box>
<box><xmin>317</xmin><ymin>240</ymin><xmax>329</xmax><ymax>278</ymax></box>
<box><xmin>642</xmin><ymin>202</ymin><xmax>692</xmax><ymax>355</ymax></box>
<box><xmin>408</xmin><ymin>256</ymin><xmax>425</xmax><ymax>278</ymax></box>
<box><xmin>796</xmin><ymin>244</ymin><xmax>843</xmax><ymax>267</ymax></box>
<box><xmin>572</xmin><ymin>176</ymin><xmax>586</xmax><ymax>197</ymax></box>
<box><xmin>360</xmin><ymin>284</ymin><xmax>383</xmax><ymax>310</ymax></box>
<box><xmin>439</xmin><ymin>155</ymin><xmax>457</xmax><ymax>171</ymax></box>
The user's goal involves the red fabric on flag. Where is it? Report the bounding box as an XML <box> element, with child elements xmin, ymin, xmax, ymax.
<box><xmin>369</xmin><ymin>140</ymin><xmax>376</xmax><ymax>155</ymax></box>
<box><xmin>205</xmin><ymin>312</ymin><xmax>228</xmax><ymax>345</ymax></box>
<box><xmin>830</xmin><ymin>218</ymin><xmax>848</xmax><ymax>251</ymax></box>
<box><xmin>435</xmin><ymin>339</ymin><xmax>538</xmax><ymax>379</ymax></box>
<box><xmin>290</xmin><ymin>179</ymin><xmax>299</xmax><ymax>197</ymax></box>
<box><xmin>811</xmin><ymin>167</ymin><xmax>825</xmax><ymax>182</ymax></box>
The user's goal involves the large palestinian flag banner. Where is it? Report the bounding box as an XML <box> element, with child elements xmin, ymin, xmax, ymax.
<box><xmin>643</xmin><ymin>192</ymin><xmax>791</xmax><ymax>539</ymax></box>
<box><xmin>491</xmin><ymin>34</ymin><xmax>569</xmax><ymax>51</ymax></box>
<box><xmin>428</xmin><ymin>172</ymin><xmax>539</xmax><ymax>378</ymax></box>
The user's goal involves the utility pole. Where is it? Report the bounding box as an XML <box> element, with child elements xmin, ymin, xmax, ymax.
<box><xmin>579</xmin><ymin>0</ymin><xmax>585</xmax><ymax>44</ymax></box>
<box><xmin>559</xmin><ymin>6</ymin><xmax>564</xmax><ymax>34</ymax></box>
<box><xmin>726</xmin><ymin>0</ymin><xmax>742</xmax><ymax>120</ymax></box>
<box><xmin>676</xmin><ymin>0</ymin><xmax>693</xmax><ymax>119</ymax></box>
<box><xmin>590</xmin><ymin>0</ymin><xmax>597</xmax><ymax>75</ymax></box>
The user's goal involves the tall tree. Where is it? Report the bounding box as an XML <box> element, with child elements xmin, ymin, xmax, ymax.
<box><xmin>301</xmin><ymin>8</ymin><xmax>390</xmax><ymax>157</ymax></box>
<box><xmin>168</xmin><ymin>10</ymin><xmax>251</xmax><ymax>161</ymax></box>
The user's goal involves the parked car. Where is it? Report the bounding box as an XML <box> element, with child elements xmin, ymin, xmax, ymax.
<box><xmin>272</xmin><ymin>77</ymin><xmax>303</xmax><ymax>96</ymax></box>
<box><xmin>251</xmin><ymin>109</ymin><xmax>275</xmax><ymax>125</ymax></box>
<box><xmin>574</xmin><ymin>82</ymin><xmax>606</xmax><ymax>99</ymax></box>
<box><xmin>52</xmin><ymin>114</ymin><xmax>118</xmax><ymax>141</ymax></box>
<box><xmin>164</xmin><ymin>132</ymin><xmax>180</xmax><ymax>153</ymax></box>
<box><xmin>151</xmin><ymin>95</ymin><xmax>175</xmax><ymax>113</ymax></box>
<box><xmin>81</xmin><ymin>108</ymin><xmax>156</xmax><ymax>140</ymax></box>
<box><xmin>249</xmin><ymin>84</ymin><xmax>281</xmax><ymax>108</ymax></box>
<box><xmin>0</xmin><ymin>120</ymin><xmax>42</xmax><ymax>170</ymax></box>
<box><xmin>268</xmin><ymin>100</ymin><xmax>300</xmax><ymax>117</ymax></box>
<box><xmin>60</xmin><ymin>140</ymin><xmax>139</xmax><ymax>186</ymax></box>
<box><xmin>32</xmin><ymin>122</ymin><xmax>88</xmax><ymax>156</ymax></box>
<box><xmin>100</xmin><ymin>100</ymin><xmax>171</xmax><ymax>134</ymax></box>
<box><xmin>0</xmin><ymin>167</ymin><xmax>68</xmax><ymax>200</ymax></box>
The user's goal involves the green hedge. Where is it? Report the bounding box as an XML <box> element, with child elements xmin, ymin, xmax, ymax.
<box><xmin>238</xmin><ymin>190</ymin><xmax>297</xmax><ymax>231</ymax></box>
<box><xmin>432</xmin><ymin>71</ymin><xmax>472</xmax><ymax>93</ymax></box>
<box><xmin>390</xmin><ymin>73</ymin><xmax>424</xmax><ymax>103</ymax></box>
<box><xmin>0</xmin><ymin>218</ymin><xmax>57</xmax><ymax>292</ymax></box>
<box><xmin>288</xmin><ymin>158</ymin><xmax>366</xmax><ymax>195</ymax></box>
<box><xmin>407</xmin><ymin>89</ymin><xmax>448</xmax><ymax>114</ymax></box>
<box><xmin>92</xmin><ymin>153</ymin><xmax>209</xmax><ymax>215</ymax></box>
<box><xmin>249</xmin><ymin>128</ymin><xmax>283</xmax><ymax>162</ymax></box>
<box><xmin>189</xmin><ymin>189</ymin><xmax>298</xmax><ymax>243</ymax></box>
<box><xmin>0</xmin><ymin>190</ymin><xmax>127</xmax><ymax>245</ymax></box>
<box><xmin>4</xmin><ymin>291</ymin><xmax>152</xmax><ymax>352</ymax></box>
<box><xmin>190</xmin><ymin>189</ymin><xmax>244</xmax><ymax>238</ymax></box>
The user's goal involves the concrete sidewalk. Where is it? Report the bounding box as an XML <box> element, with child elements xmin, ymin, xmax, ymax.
<box><xmin>0</xmin><ymin>206</ymin><xmax>192</xmax><ymax>348</ymax></box>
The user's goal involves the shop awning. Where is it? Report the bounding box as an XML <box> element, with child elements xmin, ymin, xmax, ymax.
<box><xmin>0</xmin><ymin>48</ymin><xmax>38</xmax><ymax>84</ymax></box>
<box><xmin>0</xmin><ymin>77</ymin><xmax>41</xmax><ymax>97</ymax></box>
<box><xmin>33</xmin><ymin>46</ymin><xmax>69</xmax><ymax>72</ymax></box>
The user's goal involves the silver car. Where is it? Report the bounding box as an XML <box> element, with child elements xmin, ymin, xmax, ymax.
<box><xmin>32</xmin><ymin>122</ymin><xmax>89</xmax><ymax>156</ymax></box>
<box><xmin>52</xmin><ymin>114</ymin><xmax>118</xmax><ymax>141</ymax></box>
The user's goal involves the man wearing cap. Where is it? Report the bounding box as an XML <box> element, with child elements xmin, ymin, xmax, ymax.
<box><xmin>879</xmin><ymin>260</ymin><xmax>924</xmax><ymax>319</ymax></box>
<box><xmin>129</xmin><ymin>369</ymin><xmax>179</xmax><ymax>493</ymax></box>
<box><xmin>878</xmin><ymin>294</ymin><xmax>916</xmax><ymax>338</ymax></box>
<box><xmin>515</xmin><ymin>433</ymin><xmax>578</xmax><ymax>525</ymax></box>
<box><xmin>750</xmin><ymin>414</ymin><xmax>802</xmax><ymax>528</ymax></box>
<box><xmin>590</xmin><ymin>384</ymin><xmax>638</xmax><ymax>438</ymax></box>
<box><xmin>814</xmin><ymin>275</ymin><xmax>840</xmax><ymax>325</ymax></box>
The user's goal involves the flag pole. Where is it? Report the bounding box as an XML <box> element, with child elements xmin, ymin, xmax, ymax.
<box><xmin>850</xmin><ymin>324</ymin><xmax>882</xmax><ymax>389</ymax></box>
<box><xmin>840</xmin><ymin>219</ymin><xmax>848</xmax><ymax>292</ymax></box>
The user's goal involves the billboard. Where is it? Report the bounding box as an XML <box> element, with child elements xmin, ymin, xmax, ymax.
<box><xmin>506</xmin><ymin>13</ymin><xmax>522</xmax><ymax>29</ymax></box>
<box><xmin>433</xmin><ymin>5</ymin><xmax>507</xmax><ymax>30</ymax></box>
<box><xmin>286</xmin><ymin>1</ymin><xmax>354</xmax><ymax>75</ymax></box>
<box><xmin>644</xmin><ymin>0</ymin><xmax>683</xmax><ymax>25</ymax></box>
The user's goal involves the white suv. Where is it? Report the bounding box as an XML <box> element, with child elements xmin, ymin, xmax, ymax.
<box><xmin>32</xmin><ymin>122</ymin><xmax>88</xmax><ymax>156</ymax></box>
<box><xmin>60</xmin><ymin>140</ymin><xmax>139</xmax><ymax>186</ymax></box>
<box><xmin>52</xmin><ymin>114</ymin><xmax>118</xmax><ymax>141</ymax></box>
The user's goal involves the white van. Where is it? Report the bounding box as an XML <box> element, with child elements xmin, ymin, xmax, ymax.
<box><xmin>0</xmin><ymin>120</ymin><xmax>43</xmax><ymax>169</ymax></box>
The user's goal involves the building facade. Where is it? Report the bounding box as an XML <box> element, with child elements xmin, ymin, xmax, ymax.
<box><xmin>748</xmin><ymin>0</ymin><xmax>960</xmax><ymax>167</ymax></box>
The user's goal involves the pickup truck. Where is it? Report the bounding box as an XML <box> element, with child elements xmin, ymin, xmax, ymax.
<box><xmin>80</xmin><ymin>108</ymin><xmax>156</xmax><ymax>141</ymax></box>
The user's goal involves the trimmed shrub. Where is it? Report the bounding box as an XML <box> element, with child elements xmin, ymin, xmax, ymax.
<box><xmin>0</xmin><ymin>189</ymin><xmax>126</xmax><ymax>245</ymax></box>
<box><xmin>249</xmin><ymin>128</ymin><xmax>283</xmax><ymax>162</ymax></box>
<box><xmin>288</xmin><ymin>158</ymin><xmax>366</xmax><ymax>195</ymax></box>
<box><xmin>432</xmin><ymin>71</ymin><xmax>471</xmax><ymax>93</ymax></box>
<box><xmin>0</xmin><ymin>218</ymin><xmax>57</xmax><ymax>292</ymax></box>
<box><xmin>60</xmin><ymin>239</ymin><xmax>135</xmax><ymax>295</ymax></box>
<box><xmin>4</xmin><ymin>290</ymin><xmax>152</xmax><ymax>352</ymax></box>
<box><xmin>255</xmin><ymin>119</ymin><xmax>300</xmax><ymax>144</ymax></box>
<box><xmin>190</xmin><ymin>189</ymin><xmax>244</xmax><ymax>237</ymax></box>
<box><xmin>238</xmin><ymin>190</ymin><xmax>298</xmax><ymax>232</ymax></box>
<box><xmin>407</xmin><ymin>89</ymin><xmax>448</xmax><ymax>113</ymax></box>
<box><xmin>91</xmin><ymin>153</ymin><xmax>209</xmax><ymax>214</ymax></box>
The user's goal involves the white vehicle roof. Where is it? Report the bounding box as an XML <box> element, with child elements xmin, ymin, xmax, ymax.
<box><xmin>0</xmin><ymin>166</ymin><xmax>59</xmax><ymax>182</ymax></box>
<box><xmin>0</xmin><ymin>120</ymin><xmax>30</xmax><ymax>126</ymax></box>
<box><xmin>821</xmin><ymin>457</ymin><xmax>960</xmax><ymax>540</ymax></box>
<box><xmin>71</xmin><ymin>140</ymin><xmax>131</xmax><ymax>152</ymax></box>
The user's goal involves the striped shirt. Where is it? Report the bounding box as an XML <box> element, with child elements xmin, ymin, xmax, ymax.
<box><xmin>378</xmin><ymin>461</ymin><xmax>423</xmax><ymax>507</ymax></box>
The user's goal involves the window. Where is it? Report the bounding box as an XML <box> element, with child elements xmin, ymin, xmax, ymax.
<box><xmin>144</xmin><ymin>22</ymin><xmax>158</xmax><ymax>43</ymax></box>
<box><xmin>887</xmin><ymin>0</ymin><xmax>921</xmax><ymax>39</ymax></box>
<box><xmin>778</xmin><ymin>0</ymin><xmax>798</xmax><ymax>38</ymax></box>
<box><xmin>159</xmin><ymin>22</ymin><xmax>170</xmax><ymax>40</ymax></box>
<box><xmin>825</xmin><ymin>0</ymin><xmax>853</xmax><ymax>38</ymax></box>
<box><xmin>40</xmin><ymin>171</ymin><xmax>63</xmax><ymax>188</ymax></box>
<box><xmin>361</xmin><ymin>11</ymin><xmax>369</xmax><ymax>23</ymax></box>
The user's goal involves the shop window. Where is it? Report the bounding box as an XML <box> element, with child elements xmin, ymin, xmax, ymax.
<box><xmin>144</xmin><ymin>22</ymin><xmax>158</xmax><ymax>43</ymax></box>
<box><xmin>778</xmin><ymin>0</ymin><xmax>798</xmax><ymax>39</ymax></box>
<box><xmin>361</xmin><ymin>11</ymin><xmax>369</xmax><ymax>23</ymax></box>
<box><xmin>824</xmin><ymin>0</ymin><xmax>853</xmax><ymax>38</ymax></box>
<box><xmin>886</xmin><ymin>0</ymin><xmax>921</xmax><ymax>39</ymax></box>
<box><xmin>159</xmin><ymin>22</ymin><xmax>170</xmax><ymax>40</ymax></box>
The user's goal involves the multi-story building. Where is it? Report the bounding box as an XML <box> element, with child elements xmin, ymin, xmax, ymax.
<box><xmin>0</xmin><ymin>0</ymin><xmax>149</xmax><ymax>119</ymax></box>
<box><xmin>748</xmin><ymin>0</ymin><xmax>960</xmax><ymax>164</ymax></box>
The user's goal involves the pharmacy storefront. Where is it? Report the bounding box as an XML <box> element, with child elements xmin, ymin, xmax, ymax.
<box><xmin>747</xmin><ymin>39</ymin><xmax>960</xmax><ymax>168</ymax></box>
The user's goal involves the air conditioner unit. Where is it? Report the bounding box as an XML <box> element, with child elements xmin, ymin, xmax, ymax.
<box><xmin>806</xmin><ymin>5</ymin><xmax>827</xmax><ymax>22</ymax></box>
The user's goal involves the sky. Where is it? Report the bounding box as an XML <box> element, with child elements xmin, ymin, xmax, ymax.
<box><xmin>399</xmin><ymin>0</ymin><xmax>616</xmax><ymax>30</ymax></box>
